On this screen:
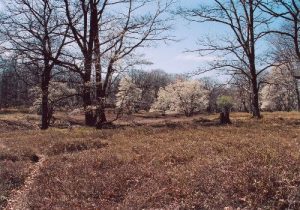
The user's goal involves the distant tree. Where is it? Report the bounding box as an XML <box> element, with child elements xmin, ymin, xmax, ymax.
<box><xmin>129</xmin><ymin>69</ymin><xmax>173</xmax><ymax>110</ymax></box>
<box><xmin>266</xmin><ymin>28</ymin><xmax>300</xmax><ymax>111</ymax></box>
<box><xmin>180</xmin><ymin>0</ymin><xmax>275</xmax><ymax>118</ymax></box>
<box><xmin>259</xmin><ymin>0</ymin><xmax>300</xmax><ymax>61</ymax></box>
<box><xmin>30</xmin><ymin>82</ymin><xmax>76</xmax><ymax>125</ymax></box>
<box><xmin>217</xmin><ymin>96</ymin><xmax>233</xmax><ymax>124</ymax></box>
<box><xmin>59</xmin><ymin>0</ymin><xmax>174</xmax><ymax>128</ymax></box>
<box><xmin>151</xmin><ymin>80</ymin><xmax>209</xmax><ymax>117</ymax></box>
<box><xmin>0</xmin><ymin>0</ymin><xmax>70</xmax><ymax>129</ymax></box>
<box><xmin>0</xmin><ymin>56</ymin><xmax>31</xmax><ymax>108</ymax></box>
<box><xmin>201</xmin><ymin>78</ymin><xmax>227</xmax><ymax>113</ymax></box>
<box><xmin>259</xmin><ymin>0</ymin><xmax>300</xmax><ymax>110</ymax></box>
<box><xmin>115</xmin><ymin>76</ymin><xmax>142</xmax><ymax>114</ymax></box>
<box><xmin>150</xmin><ymin>86</ymin><xmax>174</xmax><ymax>115</ymax></box>
<box><xmin>230</xmin><ymin>74</ymin><xmax>254</xmax><ymax>113</ymax></box>
<box><xmin>261</xmin><ymin>65</ymin><xmax>298</xmax><ymax>111</ymax></box>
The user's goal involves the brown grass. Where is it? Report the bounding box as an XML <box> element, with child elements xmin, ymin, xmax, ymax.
<box><xmin>0</xmin><ymin>112</ymin><xmax>299</xmax><ymax>209</ymax></box>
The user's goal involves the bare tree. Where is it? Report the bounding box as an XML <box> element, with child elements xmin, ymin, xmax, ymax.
<box><xmin>0</xmin><ymin>56</ymin><xmax>31</xmax><ymax>108</ymax></box>
<box><xmin>129</xmin><ymin>69</ymin><xmax>173</xmax><ymax>110</ymax></box>
<box><xmin>180</xmin><ymin>0</ymin><xmax>275</xmax><ymax>118</ymax></box>
<box><xmin>230</xmin><ymin>73</ymin><xmax>255</xmax><ymax>112</ymax></box>
<box><xmin>56</xmin><ymin>0</ymin><xmax>101</xmax><ymax>126</ymax></box>
<box><xmin>259</xmin><ymin>0</ymin><xmax>300</xmax><ymax>110</ymax></box>
<box><xmin>59</xmin><ymin>0</ymin><xmax>174</xmax><ymax>128</ymax></box>
<box><xmin>259</xmin><ymin>0</ymin><xmax>300</xmax><ymax>60</ymax></box>
<box><xmin>0</xmin><ymin>0</ymin><xmax>69</xmax><ymax>129</ymax></box>
<box><xmin>270</xmin><ymin>33</ymin><xmax>300</xmax><ymax>111</ymax></box>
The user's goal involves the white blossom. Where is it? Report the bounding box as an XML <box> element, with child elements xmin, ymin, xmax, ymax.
<box><xmin>30</xmin><ymin>82</ymin><xmax>77</xmax><ymax>113</ymax></box>
<box><xmin>115</xmin><ymin>76</ymin><xmax>142</xmax><ymax>114</ymax></box>
<box><xmin>261</xmin><ymin>65</ymin><xmax>298</xmax><ymax>111</ymax></box>
<box><xmin>151</xmin><ymin>80</ymin><xmax>209</xmax><ymax>116</ymax></box>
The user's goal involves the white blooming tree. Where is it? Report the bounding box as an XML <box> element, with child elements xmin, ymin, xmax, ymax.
<box><xmin>150</xmin><ymin>86</ymin><xmax>175</xmax><ymax>115</ymax></box>
<box><xmin>30</xmin><ymin>82</ymin><xmax>77</xmax><ymax>125</ymax></box>
<box><xmin>115</xmin><ymin>76</ymin><xmax>142</xmax><ymax>114</ymax></box>
<box><xmin>261</xmin><ymin>65</ymin><xmax>299</xmax><ymax>111</ymax></box>
<box><xmin>151</xmin><ymin>80</ymin><xmax>209</xmax><ymax>116</ymax></box>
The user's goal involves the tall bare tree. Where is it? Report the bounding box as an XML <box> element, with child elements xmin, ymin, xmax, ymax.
<box><xmin>270</xmin><ymin>35</ymin><xmax>300</xmax><ymax>110</ymax></box>
<box><xmin>0</xmin><ymin>0</ymin><xmax>69</xmax><ymax>129</ymax></box>
<box><xmin>260</xmin><ymin>0</ymin><xmax>300</xmax><ymax>60</ymax></box>
<box><xmin>59</xmin><ymin>0</ymin><xmax>174</xmax><ymax>128</ymax></box>
<box><xmin>180</xmin><ymin>0</ymin><xmax>275</xmax><ymax>118</ymax></box>
<box><xmin>259</xmin><ymin>0</ymin><xmax>300</xmax><ymax>110</ymax></box>
<box><xmin>58</xmin><ymin>0</ymin><xmax>101</xmax><ymax>126</ymax></box>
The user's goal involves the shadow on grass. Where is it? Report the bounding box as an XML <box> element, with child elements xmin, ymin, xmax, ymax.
<box><xmin>47</xmin><ymin>140</ymin><xmax>108</xmax><ymax>156</ymax></box>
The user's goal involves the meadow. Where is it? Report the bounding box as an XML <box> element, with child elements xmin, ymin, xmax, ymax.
<box><xmin>0</xmin><ymin>111</ymin><xmax>299</xmax><ymax>209</ymax></box>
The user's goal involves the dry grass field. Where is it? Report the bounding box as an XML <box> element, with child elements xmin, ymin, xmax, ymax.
<box><xmin>0</xmin><ymin>111</ymin><xmax>300</xmax><ymax>209</ymax></box>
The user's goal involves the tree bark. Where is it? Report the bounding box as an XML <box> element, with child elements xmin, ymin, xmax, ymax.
<box><xmin>92</xmin><ymin>1</ymin><xmax>108</xmax><ymax>129</ymax></box>
<box><xmin>295</xmin><ymin>79</ymin><xmax>300</xmax><ymax>112</ymax></box>
<box><xmin>251</xmin><ymin>77</ymin><xmax>261</xmax><ymax>118</ymax></box>
<box><xmin>82</xmin><ymin>82</ymin><xmax>96</xmax><ymax>126</ymax></box>
<box><xmin>95</xmin><ymin>94</ymin><xmax>107</xmax><ymax>129</ymax></box>
<box><xmin>83</xmin><ymin>58</ymin><xmax>95</xmax><ymax>126</ymax></box>
<box><xmin>220</xmin><ymin>108</ymin><xmax>231</xmax><ymax>124</ymax></box>
<box><xmin>41</xmin><ymin>70</ymin><xmax>50</xmax><ymax>130</ymax></box>
<box><xmin>249</xmin><ymin>0</ymin><xmax>261</xmax><ymax>118</ymax></box>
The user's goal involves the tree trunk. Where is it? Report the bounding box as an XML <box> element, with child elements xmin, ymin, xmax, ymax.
<box><xmin>41</xmin><ymin>78</ymin><xmax>50</xmax><ymax>130</ymax></box>
<box><xmin>95</xmin><ymin>98</ymin><xmax>107</xmax><ymax>129</ymax></box>
<box><xmin>220</xmin><ymin>108</ymin><xmax>231</xmax><ymax>124</ymax></box>
<box><xmin>248</xmin><ymin>1</ymin><xmax>261</xmax><ymax>119</ymax></box>
<box><xmin>92</xmin><ymin>1</ymin><xmax>108</xmax><ymax>129</ymax></box>
<box><xmin>82</xmin><ymin>86</ymin><xmax>96</xmax><ymax>126</ymax></box>
<box><xmin>184</xmin><ymin>110</ymin><xmax>193</xmax><ymax>117</ymax></box>
<box><xmin>251</xmin><ymin>77</ymin><xmax>261</xmax><ymax>118</ymax></box>
<box><xmin>83</xmin><ymin>33</ymin><xmax>96</xmax><ymax>127</ymax></box>
<box><xmin>242</xmin><ymin>100</ymin><xmax>249</xmax><ymax>113</ymax></box>
<box><xmin>94</xmin><ymin>95</ymin><xmax>107</xmax><ymax>129</ymax></box>
<box><xmin>82</xmin><ymin>66</ymin><xmax>95</xmax><ymax>126</ymax></box>
<box><xmin>294</xmin><ymin>79</ymin><xmax>300</xmax><ymax>112</ymax></box>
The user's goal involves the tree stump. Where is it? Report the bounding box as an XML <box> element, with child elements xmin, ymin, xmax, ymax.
<box><xmin>220</xmin><ymin>109</ymin><xmax>231</xmax><ymax>124</ymax></box>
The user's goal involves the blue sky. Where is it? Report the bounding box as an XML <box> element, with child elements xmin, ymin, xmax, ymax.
<box><xmin>142</xmin><ymin>21</ymin><xmax>225</xmax><ymax>76</ymax></box>
<box><xmin>142</xmin><ymin>0</ymin><xmax>220</xmax><ymax>75</ymax></box>
<box><xmin>138</xmin><ymin>0</ymin><xmax>230</xmax><ymax>80</ymax></box>
<box><xmin>0</xmin><ymin>0</ymin><xmax>231</xmax><ymax>79</ymax></box>
<box><xmin>0</xmin><ymin>0</ymin><xmax>220</xmax><ymax>76</ymax></box>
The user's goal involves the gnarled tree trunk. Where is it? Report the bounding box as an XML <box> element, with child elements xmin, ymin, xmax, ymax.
<box><xmin>41</xmin><ymin>65</ymin><xmax>51</xmax><ymax>130</ymax></box>
<box><xmin>82</xmin><ymin>84</ymin><xmax>96</xmax><ymax>126</ymax></box>
<box><xmin>220</xmin><ymin>107</ymin><xmax>231</xmax><ymax>124</ymax></box>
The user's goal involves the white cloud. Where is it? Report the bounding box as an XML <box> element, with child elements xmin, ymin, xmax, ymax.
<box><xmin>175</xmin><ymin>53</ymin><xmax>219</xmax><ymax>62</ymax></box>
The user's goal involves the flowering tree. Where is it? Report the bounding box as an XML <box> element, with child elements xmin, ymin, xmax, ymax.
<box><xmin>30</xmin><ymin>82</ymin><xmax>76</xmax><ymax>126</ymax></box>
<box><xmin>115</xmin><ymin>76</ymin><xmax>142</xmax><ymax>114</ymax></box>
<box><xmin>151</xmin><ymin>80</ymin><xmax>209</xmax><ymax>116</ymax></box>
<box><xmin>150</xmin><ymin>86</ymin><xmax>175</xmax><ymax>115</ymax></box>
<box><xmin>129</xmin><ymin>69</ymin><xmax>174</xmax><ymax>110</ymax></box>
<box><xmin>261</xmin><ymin>65</ymin><xmax>298</xmax><ymax>111</ymax></box>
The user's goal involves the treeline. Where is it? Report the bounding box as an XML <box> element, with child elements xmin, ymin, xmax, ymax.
<box><xmin>0</xmin><ymin>58</ymin><xmax>30</xmax><ymax>108</ymax></box>
<box><xmin>1</xmin><ymin>60</ymin><xmax>298</xmax><ymax>117</ymax></box>
<box><xmin>0</xmin><ymin>0</ymin><xmax>299</xmax><ymax>130</ymax></box>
